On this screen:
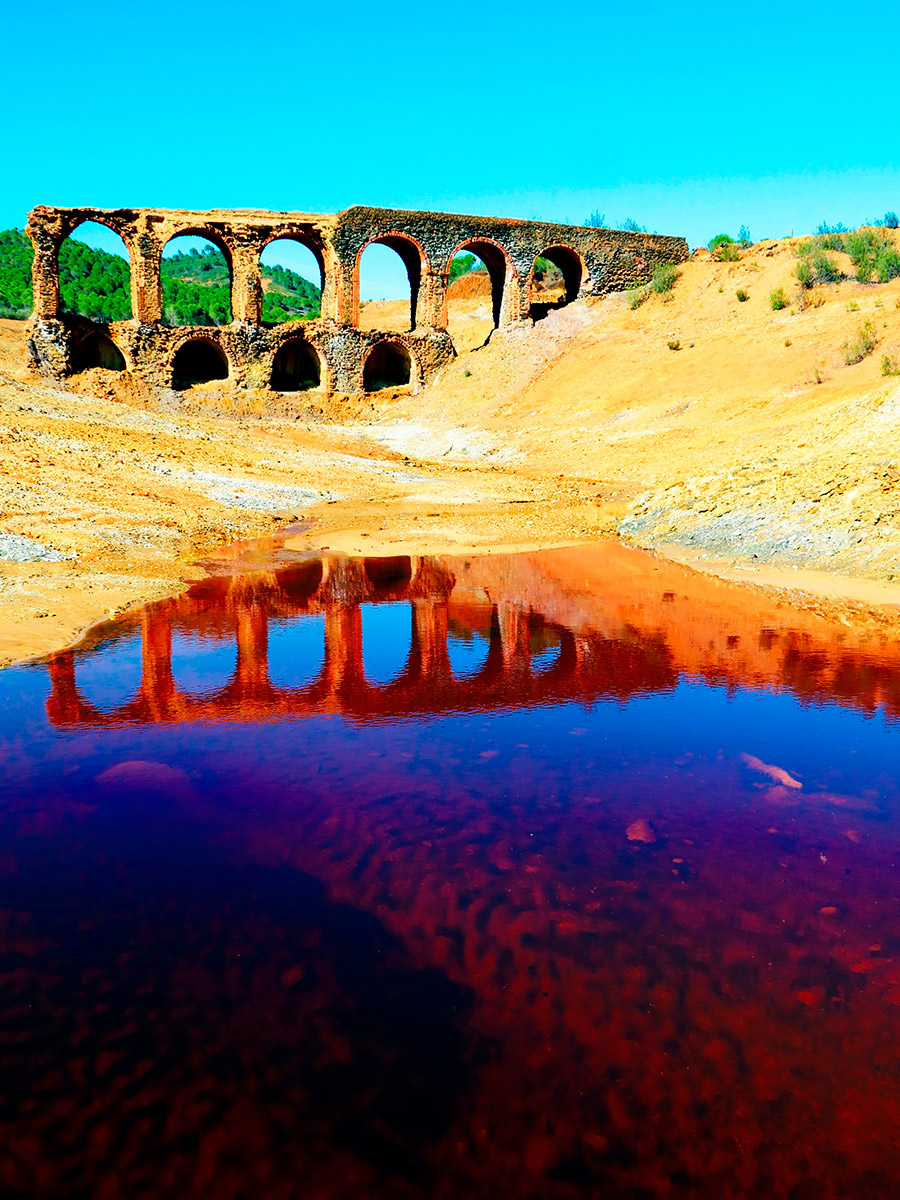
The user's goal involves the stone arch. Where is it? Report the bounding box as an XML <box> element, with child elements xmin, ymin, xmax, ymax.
<box><xmin>63</xmin><ymin>213</ymin><xmax>135</xmax><ymax>257</ymax></box>
<box><xmin>270</xmin><ymin>336</ymin><xmax>323</xmax><ymax>391</ymax></box>
<box><xmin>170</xmin><ymin>335</ymin><xmax>231</xmax><ymax>390</ymax></box>
<box><xmin>258</xmin><ymin>233</ymin><xmax>326</xmax><ymax>325</ymax></box>
<box><xmin>161</xmin><ymin>228</ymin><xmax>234</xmax><ymax>327</ymax></box>
<box><xmin>361</xmin><ymin>337</ymin><xmax>417</xmax><ymax>391</ymax></box>
<box><xmin>443</xmin><ymin>237</ymin><xmax>516</xmax><ymax>329</ymax></box>
<box><xmin>529</xmin><ymin>244</ymin><xmax>587</xmax><ymax>317</ymax></box>
<box><xmin>70</xmin><ymin>327</ymin><xmax>127</xmax><ymax>374</ymax></box>
<box><xmin>355</xmin><ymin>232</ymin><xmax>430</xmax><ymax>331</ymax></box>
<box><xmin>58</xmin><ymin>219</ymin><xmax>135</xmax><ymax>323</ymax></box>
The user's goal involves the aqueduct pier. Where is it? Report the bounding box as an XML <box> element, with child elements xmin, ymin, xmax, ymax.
<box><xmin>26</xmin><ymin>204</ymin><xmax>688</xmax><ymax>394</ymax></box>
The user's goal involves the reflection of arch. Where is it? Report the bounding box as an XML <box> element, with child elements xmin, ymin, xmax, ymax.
<box><xmin>529</xmin><ymin>618</ymin><xmax>563</xmax><ymax>673</ymax></box>
<box><xmin>364</xmin><ymin>556</ymin><xmax>413</xmax><ymax>596</ymax></box>
<box><xmin>355</xmin><ymin>232</ymin><xmax>430</xmax><ymax>331</ymax></box>
<box><xmin>172</xmin><ymin>338</ymin><xmax>230</xmax><ymax>390</ymax></box>
<box><xmin>446</xmin><ymin>621</ymin><xmax>491</xmax><ymax>680</ymax></box>
<box><xmin>170</xmin><ymin>629</ymin><xmax>238</xmax><ymax>697</ymax></box>
<box><xmin>271</xmin><ymin>339</ymin><xmax>322</xmax><ymax>391</ymax></box>
<box><xmin>360</xmin><ymin>602</ymin><xmax>414</xmax><ymax>687</ymax></box>
<box><xmin>530</xmin><ymin>245</ymin><xmax>586</xmax><ymax>317</ymax></box>
<box><xmin>362</xmin><ymin>339</ymin><xmax>414</xmax><ymax>391</ymax></box>
<box><xmin>73</xmin><ymin>632</ymin><xmax>144</xmax><ymax>712</ymax></box>
<box><xmin>278</xmin><ymin>561</ymin><xmax>325</xmax><ymax>603</ymax></box>
<box><xmin>444</xmin><ymin>238</ymin><xmax>515</xmax><ymax>329</ymax></box>
<box><xmin>70</xmin><ymin>329</ymin><xmax>126</xmax><ymax>373</ymax></box>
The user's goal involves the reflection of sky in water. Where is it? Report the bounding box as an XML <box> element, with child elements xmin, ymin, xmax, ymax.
<box><xmin>72</xmin><ymin>632</ymin><xmax>143</xmax><ymax>711</ymax></box>
<box><xmin>170</xmin><ymin>629</ymin><xmax>238</xmax><ymax>695</ymax></box>
<box><xmin>267</xmin><ymin>614</ymin><xmax>326</xmax><ymax>689</ymax></box>
<box><xmin>361</xmin><ymin>602</ymin><xmax>412</xmax><ymax>684</ymax></box>
<box><xmin>3</xmin><ymin>554</ymin><xmax>900</xmax><ymax>1198</ymax></box>
<box><xmin>446</xmin><ymin>627</ymin><xmax>490</xmax><ymax>678</ymax></box>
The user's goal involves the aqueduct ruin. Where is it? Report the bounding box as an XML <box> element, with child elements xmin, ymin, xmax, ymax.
<box><xmin>25</xmin><ymin>204</ymin><xmax>689</xmax><ymax>394</ymax></box>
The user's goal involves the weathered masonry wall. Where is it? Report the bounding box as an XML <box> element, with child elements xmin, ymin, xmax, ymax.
<box><xmin>25</xmin><ymin>204</ymin><xmax>689</xmax><ymax>394</ymax></box>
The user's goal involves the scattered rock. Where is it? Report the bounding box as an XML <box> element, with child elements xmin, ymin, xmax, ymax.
<box><xmin>626</xmin><ymin>818</ymin><xmax>658</xmax><ymax>844</ymax></box>
<box><xmin>0</xmin><ymin>533</ymin><xmax>72</xmax><ymax>563</ymax></box>
<box><xmin>96</xmin><ymin>760</ymin><xmax>192</xmax><ymax>792</ymax></box>
<box><xmin>740</xmin><ymin>752</ymin><xmax>802</xmax><ymax>789</ymax></box>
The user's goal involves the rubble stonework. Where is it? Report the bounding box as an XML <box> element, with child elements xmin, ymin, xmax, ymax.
<box><xmin>25</xmin><ymin>204</ymin><xmax>689</xmax><ymax>393</ymax></box>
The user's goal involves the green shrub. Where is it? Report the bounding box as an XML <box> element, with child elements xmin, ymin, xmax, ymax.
<box><xmin>708</xmin><ymin>233</ymin><xmax>734</xmax><ymax>251</ymax></box>
<box><xmin>844</xmin><ymin>230</ymin><xmax>880</xmax><ymax>282</ymax></box>
<box><xmin>816</xmin><ymin>232</ymin><xmax>845</xmax><ymax>252</ymax></box>
<box><xmin>847</xmin><ymin>300</ymin><xmax>860</xmax><ymax>312</ymax></box>
<box><xmin>651</xmin><ymin>262</ymin><xmax>680</xmax><ymax>295</ymax></box>
<box><xmin>884</xmin><ymin>212</ymin><xmax>899</xmax><ymax>229</ymax></box>
<box><xmin>843</xmin><ymin>319</ymin><xmax>878</xmax><ymax>365</ymax></box>
<box><xmin>448</xmin><ymin>253</ymin><xmax>481</xmax><ymax>283</ymax></box>
<box><xmin>627</xmin><ymin>286</ymin><xmax>650</xmax><ymax>309</ymax></box>
<box><xmin>716</xmin><ymin>242</ymin><xmax>741</xmax><ymax>262</ymax></box>
<box><xmin>876</xmin><ymin>248</ymin><xmax>900</xmax><ymax>282</ymax></box>
<box><xmin>736</xmin><ymin>289</ymin><xmax>749</xmax><ymax>302</ymax></box>
<box><xmin>841</xmin><ymin>230</ymin><xmax>900</xmax><ymax>283</ymax></box>
<box><xmin>667</xmin><ymin>339</ymin><xmax>681</xmax><ymax>351</ymax></box>
<box><xmin>881</xmin><ymin>353</ymin><xmax>900</xmax><ymax>376</ymax></box>
<box><xmin>796</xmin><ymin>248</ymin><xmax>841</xmax><ymax>288</ymax></box>
<box><xmin>770</xmin><ymin>287</ymin><xmax>789</xmax><ymax>310</ymax></box>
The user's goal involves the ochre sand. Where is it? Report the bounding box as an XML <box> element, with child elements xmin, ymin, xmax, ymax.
<box><xmin>4</xmin><ymin>234</ymin><xmax>900</xmax><ymax>666</ymax></box>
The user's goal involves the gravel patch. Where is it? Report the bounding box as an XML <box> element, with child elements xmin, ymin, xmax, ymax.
<box><xmin>621</xmin><ymin>507</ymin><xmax>856</xmax><ymax>564</ymax></box>
<box><xmin>343</xmin><ymin>420</ymin><xmax>521</xmax><ymax>463</ymax></box>
<box><xmin>0</xmin><ymin>533</ymin><xmax>74</xmax><ymax>563</ymax></box>
<box><xmin>146</xmin><ymin>465</ymin><xmax>328</xmax><ymax>512</ymax></box>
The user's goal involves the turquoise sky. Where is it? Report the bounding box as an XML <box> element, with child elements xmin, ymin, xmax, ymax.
<box><xmin>6</xmin><ymin>0</ymin><xmax>898</xmax><ymax>297</ymax></box>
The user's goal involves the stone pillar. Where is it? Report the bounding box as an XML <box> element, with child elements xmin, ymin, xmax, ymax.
<box><xmin>319</xmin><ymin>243</ymin><xmax>340</xmax><ymax>323</ymax></box>
<box><xmin>235</xmin><ymin>603</ymin><xmax>269</xmax><ymax>692</ymax></box>
<box><xmin>30</xmin><ymin>230</ymin><xmax>60</xmax><ymax>319</ymax></box>
<box><xmin>422</xmin><ymin>272</ymin><xmax>447</xmax><ymax>329</ymax></box>
<box><xmin>502</xmin><ymin>265</ymin><xmax>527</xmax><ymax>325</ymax></box>
<box><xmin>497</xmin><ymin>602</ymin><xmax>531</xmax><ymax>671</ymax></box>
<box><xmin>323</xmin><ymin>604</ymin><xmax>364</xmax><ymax>697</ymax></box>
<box><xmin>231</xmin><ymin>245</ymin><xmax>262</xmax><ymax>325</ymax></box>
<box><xmin>46</xmin><ymin>651</ymin><xmax>78</xmax><ymax>722</ymax></box>
<box><xmin>132</xmin><ymin>234</ymin><xmax>162</xmax><ymax>325</ymax></box>
<box><xmin>141</xmin><ymin>608</ymin><xmax>175</xmax><ymax>717</ymax></box>
<box><xmin>411</xmin><ymin>599</ymin><xmax>451</xmax><ymax>680</ymax></box>
<box><xmin>334</xmin><ymin>257</ymin><xmax>358</xmax><ymax>328</ymax></box>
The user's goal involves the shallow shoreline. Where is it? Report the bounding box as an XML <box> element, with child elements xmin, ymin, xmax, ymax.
<box><xmin>6</xmin><ymin>511</ymin><xmax>900</xmax><ymax>671</ymax></box>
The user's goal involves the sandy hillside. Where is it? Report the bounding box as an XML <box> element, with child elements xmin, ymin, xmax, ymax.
<box><xmin>4</xmin><ymin>234</ymin><xmax>900</xmax><ymax>665</ymax></box>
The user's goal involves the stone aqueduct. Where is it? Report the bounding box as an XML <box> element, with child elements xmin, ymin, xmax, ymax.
<box><xmin>25</xmin><ymin>204</ymin><xmax>688</xmax><ymax>394</ymax></box>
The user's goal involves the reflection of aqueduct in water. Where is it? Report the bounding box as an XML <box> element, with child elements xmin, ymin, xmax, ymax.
<box><xmin>26</xmin><ymin>204</ymin><xmax>689</xmax><ymax>393</ymax></box>
<box><xmin>46</xmin><ymin>556</ymin><xmax>678</xmax><ymax>728</ymax></box>
<box><xmin>46</xmin><ymin>549</ymin><xmax>900</xmax><ymax>729</ymax></box>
